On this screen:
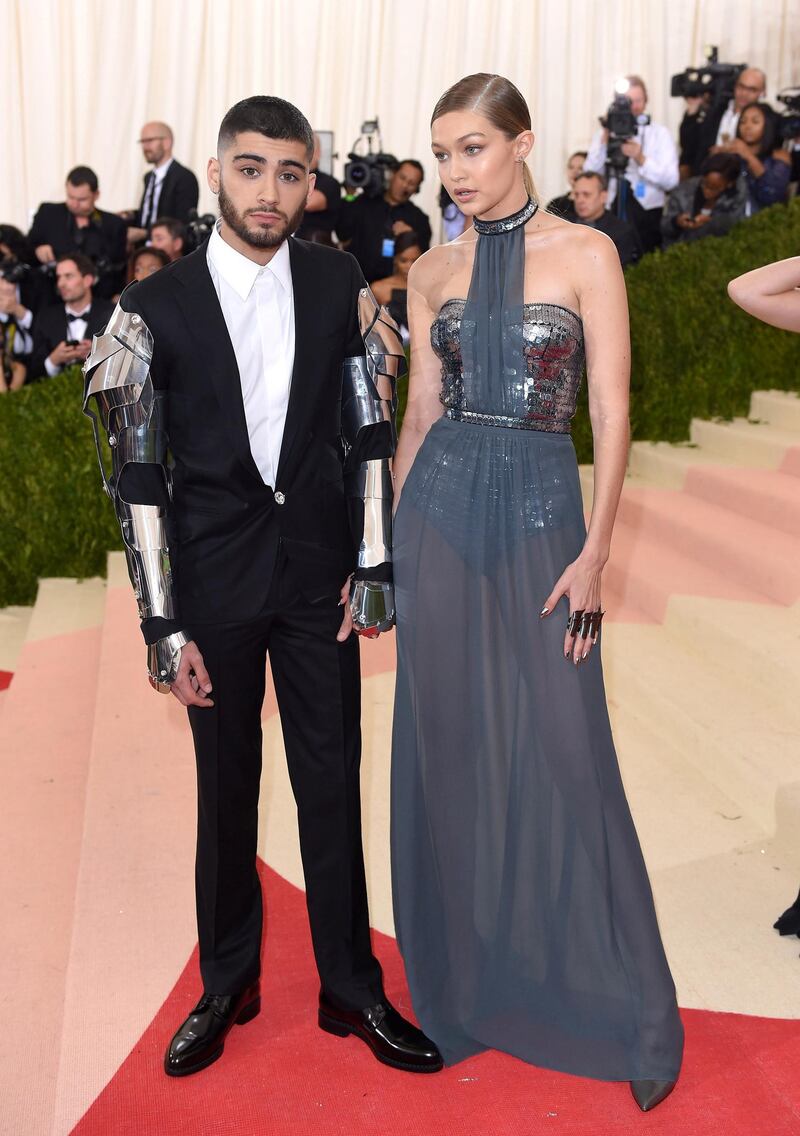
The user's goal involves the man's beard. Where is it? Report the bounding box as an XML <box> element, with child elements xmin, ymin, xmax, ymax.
<box><xmin>218</xmin><ymin>180</ymin><xmax>306</xmax><ymax>249</ymax></box>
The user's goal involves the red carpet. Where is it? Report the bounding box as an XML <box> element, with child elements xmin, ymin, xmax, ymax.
<box><xmin>71</xmin><ymin>863</ymin><xmax>800</xmax><ymax>1136</ymax></box>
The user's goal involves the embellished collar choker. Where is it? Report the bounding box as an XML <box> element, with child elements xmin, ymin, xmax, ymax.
<box><xmin>473</xmin><ymin>197</ymin><xmax>539</xmax><ymax>235</ymax></box>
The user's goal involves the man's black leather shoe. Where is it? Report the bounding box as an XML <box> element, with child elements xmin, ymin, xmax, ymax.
<box><xmin>164</xmin><ymin>982</ymin><xmax>261</xmax><ymax>1077</ymax></box>
<box><xmin>318</xmin><ymin>993</ymin><xmax>443</xmax><ymax>1072</ymax></box>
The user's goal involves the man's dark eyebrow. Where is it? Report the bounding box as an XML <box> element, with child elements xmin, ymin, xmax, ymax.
<box><xmin>231</xmin><ymin>153</ymin><xmax>307</xmax><ymax>172</ymax></box>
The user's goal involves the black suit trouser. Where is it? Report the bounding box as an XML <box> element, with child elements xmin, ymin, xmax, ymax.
<box><xmin>186</xmin><ymin>568</ymin><xmax>384</xmax><ymax>1009</ymax></box>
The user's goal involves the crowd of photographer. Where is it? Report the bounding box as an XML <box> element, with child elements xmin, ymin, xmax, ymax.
<box><xmin>548</xmin><ymin>52</ymin><xmax>798</xmax><ymax>268</ymax></box>
<box><xmin>1</xmin><ymin>58</ymin><xmax>797</xmax><ymax>392</ymax></box>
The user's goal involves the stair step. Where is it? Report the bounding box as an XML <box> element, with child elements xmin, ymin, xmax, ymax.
<box><xmin>628</xmin><ymin>440</ymin><xmax>757</xmax><ymax>489</ymax></box>
<box><xmin>664</xmin><ymin>595</ymin><xmax>800</xmax><ymax>711</ymax></box>
<box><xmin>749</xmin><ymin>389</ymin><xmax>800</xmax><ymax>433</ymax></box>
<box><xmin>0</xmin><ymin>581</ymin><xmax>104</xmax><ymax>1136</ymax></box>
<box><xmin>682</xmin><ymin>465</ymin><xmax>800</xmax><ymax>537</ymax></box>
<box><xmin>690</xmin><ymin>417</ymin><xmax>800</xmax><ymax>466</ymax></box>
<box><xmin>603</xmin><ymin>623</ymin><xmax>799</xmax><ymax>833</ymax></box>
<box><xmin>616</xmin><ymin>487</ymin><xmax>799</xmax><ymax>605</ymax></box>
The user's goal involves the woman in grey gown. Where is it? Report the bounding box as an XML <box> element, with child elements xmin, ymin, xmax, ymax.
<box><xmin>390</xmin><ymin>74</ymin><xmax>683</xmax><ymax>1113</ymax></box>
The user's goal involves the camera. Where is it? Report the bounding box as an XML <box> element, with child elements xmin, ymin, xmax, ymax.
<box><xmin>777</xmin><ymin>88</ymin><xmax>800</xmax><ymax>141</ymax></box>
<box><xmin>343</xmin><ymin>119</ymin><xmax>398</xmax><ymax>199</ymax></box>
<box><xmin>600</xmin><ymin>86</ymin><xmax>650</xmax><ymax>173</ymax></box>
<box><xmin>0</xmin><ymin>256</ymin><xmax>30</xmax><ymax>285</ymax></box>
<box><xmin>671</xmin><ymin>45</ymin><xmax>745</xmax><ymax>107</ymax></box>
<box><xmin>185</xmin><ymin>210</ymin><xmax>217</xmax><ymax>252</ymax></box>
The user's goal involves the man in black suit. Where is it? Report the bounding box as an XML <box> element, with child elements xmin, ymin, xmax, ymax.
<box><xmin>28</xmin><ymin>167</ymin><xmax>128</xmax><ymax>299</ymax></box>
<box><xmin>337</xmin><ymin>160</ymin><xmax>432</xmax><ymax>283</ymax></box>
<box><xmin>573</xmin><ymin>172</ymin><xmax>643</xmax><ymax>267</ymax></box>
<box><xmin>29</xmin><ymin>253</ymin><xmax>113</xmax><ymax>380</ymax></box>
<box><xmin>83</xmin><ymin>95</ymin><xmax>441</xmax><ymax>1079</ymax></box>
<box><xmin>125</xmin><ymin>121</ymin><xmax>199</xmax><ymax>244</ymax></box>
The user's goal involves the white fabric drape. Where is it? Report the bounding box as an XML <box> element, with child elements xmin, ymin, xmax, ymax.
<box><xmin>1</xmin><ymin>0</ymin><xmax>798</xmax><ymax>239</ymax></box>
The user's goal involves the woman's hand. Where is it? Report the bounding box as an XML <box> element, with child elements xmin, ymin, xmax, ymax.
<box><xmin>540</xmin><ymin>553</ymin><xmax>605</xmax><ymax>665</ymax></box>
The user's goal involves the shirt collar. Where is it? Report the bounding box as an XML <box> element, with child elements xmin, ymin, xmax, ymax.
<box><xmin>153</xmin><ymin>157</ymin><xmax>173</xmax><ymax>183</ymax></box>
<box><xmin>208</xmin><ymin>220</ymin><xmax>292</xmax><ymax>301</ymax></box>
<box><xmin>66</xmin><ymin>304</ymin><xmax>90</xmax><ymax>318</ymax></box>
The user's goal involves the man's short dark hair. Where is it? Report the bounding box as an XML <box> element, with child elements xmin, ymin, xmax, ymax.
<box><xmin>66</xmin><ymin>166</ymin><xmax>99</xmax><ymax>192</ymax></box>
<box><xmin>569</xmin><ymin>150</ymin><xmax>588</xmax><ymax>160</ymax></box>
<box><xmin>397</xmin><ymin>159</ymin><xmax>425</xmax><ymax>184</ymax></box>
<box><xmin>574</xmin><ymin>170</ymin><xmax>607</xmax><ymax>190</ymax></box>
<box><xmin>56</xmin><ymin>251</ymin><xmax>96</xmax><ymax>277</ymax></box>
<box><xmin>217</xmin><ymin>96</ymin><xmax>314</xmax><ymax>160</ymax></box>
<box><xmin>152</xmin><ymin>216</ymin><xmax>187</xmax><ymax>241</ymax></box>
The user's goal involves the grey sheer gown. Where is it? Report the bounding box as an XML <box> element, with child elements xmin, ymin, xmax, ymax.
<box><xmin>391</xmin><ymin>198</ymin><xmax>683</xmax><ymax>1081</ymax></box>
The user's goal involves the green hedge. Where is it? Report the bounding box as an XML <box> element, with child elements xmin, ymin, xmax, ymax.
<box><xmin>1</xmin><ymin>201</ymin><xmax>799</xmax><ymax>607</ymax></box>
<box><xmin>571</xmin><ymin>198</ymin><xmax>800</xmax><ymax>462</ymax></box>
<box><xmin>0</xmin><ymin>367</ymin><xmax>123</xmax><ymax>605</ymax></box>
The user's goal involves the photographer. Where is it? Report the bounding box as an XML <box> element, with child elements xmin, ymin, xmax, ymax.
<box><xmin>584</xmin><ymin>75</ymin><xmax>679</xmax><ymax>254</ymax></box>
<box><xmin>28</xmin><ymin>167</ymin><xmax>128</xmax><ymax>299</ymax></box>
<box><xmin>0</xmin><ymin>224</ymin><xmax>46</xmax><ymax>361</ymax></box>
<box><xmin>572</xmin><ymin>171</ymin><xmax>642</xmax><ymax>267</ymax></box>
<box><xmin>337</xmin><ymin>159</ymin><xmax>431</xmax><ymax>283</ymax></box>
<box><xmin>295</xmin><ymin>133</ymin><xmax>342</xmax><ymax>245</ymax></box>
<box><xmin>149</xmin><ymin>217</ymin><xmax>187</xmax><ymax>261</ymax></box>
<box><xmin>662</xmin><ymin>153</ymin><xmax>747</xmax><ymax>247</ymax></box>
<box><xmin>679</xmin><ymin>68</ymin><xmax>767</xmax><ymax>178</ymax></box>
<box><xmin>29</xmin><ymin>253</ymin><xmax>113</xmax><ymax>381</ymax></box>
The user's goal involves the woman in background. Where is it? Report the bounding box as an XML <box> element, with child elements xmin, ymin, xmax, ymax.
<box><xmin>716</xmin><ymin>104</ymin><xmax>791</xmax><ymax>213</ymax></box>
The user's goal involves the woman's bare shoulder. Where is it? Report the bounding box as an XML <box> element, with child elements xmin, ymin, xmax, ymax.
<box><xmin>408</xmin><ymin>238</ymin><xmax>475</xmax><ymax>303</ymax></box>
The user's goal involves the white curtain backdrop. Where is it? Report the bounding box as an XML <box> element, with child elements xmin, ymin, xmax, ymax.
<box><xmin>2</xmin><ymin>0</ymin><xmax>798</xmax><ymax>239</ymax></box>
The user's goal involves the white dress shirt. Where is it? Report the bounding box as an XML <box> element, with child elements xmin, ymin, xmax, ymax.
<box><xmin>584</xmin><ymin>122</ymin><xmax>680</xmax><ymax>210</ymax></box>
<box><xmin>207</xmin><ymin>222</ymin><xmax>295</xmax><ymax>488</ymax></box>
<box><xmin>716</xmin><ymin>101</ymin><xmax>740</xmax><ymax>145</ymax></box>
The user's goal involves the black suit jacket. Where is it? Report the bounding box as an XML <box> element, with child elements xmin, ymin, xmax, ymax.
<box><xmin>28</xmin><ymin>203</ymin><xmax>128</xmax><ymax>298</ymax></box>
<box><xmin>29</xmin><ymin>298</ymin><xmax>115</xmax><ymax>380</ymax></box>
<box><xmin>117</xmin><ymin>238</ymin><xmax>376</xmax><ymax>629</ymax></box>
<box><xmin>138</xmin><ymin>160</ymin><xmax>200</xmax><ymax>227</ymax></box>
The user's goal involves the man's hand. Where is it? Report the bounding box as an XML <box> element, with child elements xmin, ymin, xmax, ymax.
<box><xmin>621</xmin><ymin>140</ymin><xmax>644</xmax><ymax>164</ymax></box>
<box><xmin>391</xmin><ymin>220</ymin><xmax>414</xmax><ymax>237</ymax></box>
<box><xmin>127</xmin><ymin>226</ymin><xmax>148</xmax><ymax>246</ymax></box>
<box><xmin>676</xmin><ymin>213</ymin><xmax>696</xmax><ymax>230</ymax></box>
<box><xmin>168</xmin><ymin>640</ymin><xmax>214</xmax><ymax>708</ymax></box>
<box><xmin>0</xmin><ymin>279</ymin><xmax>24</xmax><ymax>318</ymax></box>
<box><xmin>337</xmin><ymin>576</ymin><xmax>354</xmax><ymax>642</ymax></box>
<box><xmin>684</xmin><ymin>96</ymin><xmax>704</xmax><ymax>115</ymax></box>
<box><xmin>48</xmin><ymin>340</ymin><xmax>86</xmax><ymax>367</ymax></box>
<box><xmin>35</xmin><ymin>244</ymin><xmax>55</xmax><ymax>264</ymax></box>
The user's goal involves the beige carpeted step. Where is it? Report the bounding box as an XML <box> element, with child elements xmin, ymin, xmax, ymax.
<box><xmin>689</xmin><ymin>416</ymin><xmax>800</xmax><ymax>466</ymax></box>
<box><xmin>0</xmin><ymin>605</ymin><xmax>33</xmax><ymax>675</ymax></box>
<box><xmin>749</xmin><ymin>389</ymin><xmax>800</xmax><ymax>433</ymax></box>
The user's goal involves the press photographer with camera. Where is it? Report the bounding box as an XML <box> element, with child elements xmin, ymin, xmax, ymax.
<box><xmin>28</xmin><ymin>253</ymin><xmax>113</xmax><ymax>381</ymax></box>
<box><xmin>677</xmin><ymin>58</ymin><xmax>766</xmax><ymax>178</ymax></box>
<box><xmin>0</xmin><ymin>224</ymin><xmax>47</xmax><ymax>370</ymax></box>
<box><xmin>584</xmin><ymin>75</ymin><xmax>679</xmax><ymax>255</ymax></box>
<box><xmin>28</xmin><ymin>167</ymin><xmax>128</xmax><ymax>300</ymax></box>
<box><xmin>337</xmin><ymin>129</ymin><xmax>431</xmax><ymax>283</ymax></box>
<box><xmin>661</xmin><ymin>153</ymin><xmax>746</xmax><ymax>247</ymax></box>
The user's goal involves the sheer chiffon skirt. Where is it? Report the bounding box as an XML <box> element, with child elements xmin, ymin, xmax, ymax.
<box><xmin>391</xmin><ymin>416</ymin><xmax>683</xmax><ymax>1080</ymax></box>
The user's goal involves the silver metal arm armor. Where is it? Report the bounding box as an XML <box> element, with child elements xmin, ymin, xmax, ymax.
<box><xmin>342</xmin><ymin>287</ymin><xmax>404</xmax><ymax>633</ymax></box>
<box><xmin>82</xmin><ymin>303</ymin><xmax>186</xmax><ymax>690</ymax></box>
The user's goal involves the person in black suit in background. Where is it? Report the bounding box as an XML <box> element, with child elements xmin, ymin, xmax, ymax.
<box><xmin>83</xmin><ymin>95</ymin><xmax>442</xmax><ymax>1080</ymax></box>
<box><xmin>28</xmin><ymin>167</ymin><xmax>128</xmax><ymax>299</ymax></box>
<box><xmin>29</xmin><ymin>252</ymin><xmax>113</xmax><ymax>380</ymax></box>
<box><xmin>125</xmin><ymin>122</ymin><xmax>199</xmax><ymax>244</ymax></box>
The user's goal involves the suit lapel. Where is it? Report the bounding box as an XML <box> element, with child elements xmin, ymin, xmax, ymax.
<box><xmin>276</xmin><ymin>238</ymin><xmax>319</xmax><ymax>484</ymax></box>
<box><xmin>172</xmin><ymin>245</ymin><xmax>263</xmax><ymax>484</ymax></box>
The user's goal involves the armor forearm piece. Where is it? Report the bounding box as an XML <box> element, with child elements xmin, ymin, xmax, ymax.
<box><xmin>342</xmin><ymin>287</ymin><xmax>405</xmax><ymax>632</ymax></box>
<box><xmin>83</xmin><ymin>302</ymin><xmax>181</xmax><ymax>630</ymax></box>
<box><xmin>147</xmin><ymin>630</ymin><xmax>191</xmax><ymax>693</ymax></box>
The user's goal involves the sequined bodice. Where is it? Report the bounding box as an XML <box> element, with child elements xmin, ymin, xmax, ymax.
<box><xmin>431</xmin><ymin>298</ymin><xmax>585</xmax><ymax>434</ymax></box>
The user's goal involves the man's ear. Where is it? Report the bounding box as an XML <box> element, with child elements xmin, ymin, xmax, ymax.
<box><xmin>207</xmin><ymin>157</ymin><xmax>221</xmax><ymax>195</ymax></box>
<box><xmin>306</xmin><ymin>171</ymin><xmax>317</xmax><ymax>205</ymax></box>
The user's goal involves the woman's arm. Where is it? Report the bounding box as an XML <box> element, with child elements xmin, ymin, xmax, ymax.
<box><xmin>392</xmin><ymin>260</ymin><xmax>444</xmax><ymax>505</ymax></box>
<box><xmin>727</xmin><ymin>256</ymin><xmax>800</xmax><ymax>333</ymax></box>
<box><xmin>541</xmin><ymin>228</ymin><xmax>630</xmax><ymax>664</ymax></box>
<box><xmin>751</xmin><ymin>153</ymin><xmax>791</xmax><ymax>206</ymax></box>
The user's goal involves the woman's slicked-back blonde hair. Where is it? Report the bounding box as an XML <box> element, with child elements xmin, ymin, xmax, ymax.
<box><xmin>431</xmin><ymin>73</ymin><xmax>538</xmax><ymax>201</ymax></box>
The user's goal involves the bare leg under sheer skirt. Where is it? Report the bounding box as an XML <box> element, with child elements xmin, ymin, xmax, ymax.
<box><xmin>390</xmin><ymin>418</ymin><xmax>683</xmax><ymax>1080</ymax></box>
